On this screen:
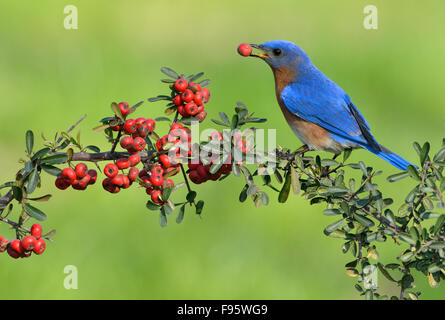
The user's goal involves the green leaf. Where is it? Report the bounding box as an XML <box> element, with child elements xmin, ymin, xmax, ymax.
<box><xmin>147</xmin><ymin>95</ymin><xmax>171</xmax><ymax>102</ymax></box>
<box><xmin>41</xmin><ymin>154</ymin><xmax>68</xmax><ymax>165</ymax></box>
<box><xmin>31</xmin><ymin>147</ymin><xmax>51</xmax><ymax>161</ymax></box>
<box><xmin>400</xmin><ymin>252</ymin><xmax>415</xmax><ymax>263</ymax></box>
<box><xmin>161</xmin><ymin>186</ymin><xmax>172</xmax><ymax>202</ymax></box>
<box><xmin>27</xmin><ymin>168</ymin><xmax>39</xmax><ymax>194</ymax></box>
<box><xmin>26</xmin><ymin>130</ymin><xmax>34</xmax><ymax>154</ymax></box>
<box><xmin>433</xmin><ymin>147</ymin><xmax>445</xmax><ymax>162</ymax></box>
<box><xmin>186</xmin><ymin>191</ymin><xmax>197</xmax><ymax>203</ymax></box>
<box><xmin>146</xmin><ymin>201</ymin><xmax>161</xmax><ymax>211</ymax></box>
<box><xmin>159</xmin><ymin>209</ymin><xmax>167</xmax><ymax>227</ymax></box>
<box><xmin>40</xmin><ymin>164</ymin><xmax>62</xmax><ymax>176</ymax></box>
<box><xmin>354</xmin><ymin>214</ymin><xmax>375</xmax><ymax>228</ymax></box>
<box><xmin>420</xmin><ymin>142</ymin><xmax>430</xmax><ymax>166</ymax></box>
<box><xmin>195</xmin><ymin>200</ymin><xmax>204</xmax><ymax>215</ymax></box>
<box><xmin>26</xmin><ymin>194</ymin><xmax>52</xmax><ymax>202</ymax></box>
<box><xmin>85</xmin><ymin>145</ymin><xmax>101</xmax><ymax>153</ymax></box>
<box><xmin>278</xmin><ymin>170</ymin><xmax>291</xmax><ymax>203</ymax></box>
<box><xmin>231</xmin><ymin>114</ymin><xmax>239</xmax><ymax>130</ymax></box>
<box><xmin>12</xmin><ymin>186</ymin><xmax>23</xmax><ymax>202</ymax></box>
<box><xmin>324</xmin><ymin>218</ymin><xmax>346</xmax><ymax>235</ymax></box>
<box><xmin>398</xmin><ymin>233</ymin><xmax>417</xmax><ymax>245</ymax></box>
<box><xmin>176</xmin><ymin>204</ymin><xmax>186</xmax><ymax>224</ymax></box>
<box><xmin>110</xmin><ymin>102</ymin><xmax>124</xmax><ymax>120</ymax></box>
<box><xmin>239</xmin><ymin>185</ymin><xmax>248</xmax><ymax>202</ymax></box>
<box><xmin>377</xmin><ymin>263</ymin><xmax>397</xmax><ymax>282</ymax></box>
<box><xmin>387</xmin><ymin>172</ymin><xmax>409</xmax><ymax>183</ymax></box>
<box><xmin>440</xmin><ymin>177</ymin><xmax>445</xmax><ymax>193</ymax></box>
<box><xmin>160</xmin><ymin>67</ymin><xmax>179</xmax><ymax>79</ymax></box>
<box><xmin>343</xmin><ymin>148</ymin><xmax>352</xmax><ymax>163</ymax></box>
<box><xmin>433</xmin><ymin>214</ymin><xmax>445</xmax><ymax>235</ymax></box>
<box><xmin>290</xmin><ymin>166</ymin><xmax>300</xmax><ymax>195</ymax></box>
<box><xmin>407</xmin><ymin>165</ymin><xmax>420</xmax><ymax>181</ymax></box>
<box><xmin>23</xmin><ymin>203</ymin><xmax>47</xmax><ymax>221</ymax></box>
<box><xmin>323</xmin><ymin>209</ymin><xmax>341</xmax><ymax>216</ymax></box>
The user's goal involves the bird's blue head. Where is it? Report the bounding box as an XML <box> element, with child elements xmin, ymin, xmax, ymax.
<box><xmin>249</xmin><ymin>40</ymin><xmax>311</xmax><ymax>74</ymax></box>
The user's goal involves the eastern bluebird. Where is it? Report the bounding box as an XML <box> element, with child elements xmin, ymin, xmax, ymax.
<box><xmin>248</xmin><ymin>40</ymin><xmax>413</xmax><ymax>170</ymax></box>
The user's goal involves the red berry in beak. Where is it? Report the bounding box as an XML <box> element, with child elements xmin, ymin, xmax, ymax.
<box><xmin>237</xmin><ymin>43</ymin><xmax>252</xmax><ymax>57</ymax></box>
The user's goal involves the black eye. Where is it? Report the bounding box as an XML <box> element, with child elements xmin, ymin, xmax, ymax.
<box><xmin>272</xmin><ymin>48</ymin><xmax>282</xmax><ymax>56</ymax></box>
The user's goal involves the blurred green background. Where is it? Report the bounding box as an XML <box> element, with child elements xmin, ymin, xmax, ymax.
<box><xmin>0</xmin><ymin>0</ymin><xmax>444</xmax><ymax>299</ymax></box>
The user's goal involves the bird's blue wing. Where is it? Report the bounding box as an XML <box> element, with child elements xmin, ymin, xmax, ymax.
<box><xmin>280</xmin><ymin>80</ymin><xmax>381</xmax><ymax>151</ymax></box>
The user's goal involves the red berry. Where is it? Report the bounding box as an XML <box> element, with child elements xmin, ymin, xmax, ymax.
<box><xmin>159</xmin><ymin>154</ymin><xmax>171</xmax><ymax>168</ymax></box>
<box><xmin>10</xmin><ymin>239</ymin><xmax>24</xmax><ymax>254</ymax></box>
<box><xmin>120</xmin><ymin>136</ymin><xmax>134</xmax><ymax>150</ymax></box>
<box><xmin>151</xmin><ymin>166</ymin><xmax>164</xmax><ymax>176</ymax></box>
<box><xmin>163</xmin><ymin>179</ymin><xmax>175</xmax><ymax>189</ymax></box>
<box><xmin>151</xmin><ymin>190</ymin><xmax>163</xmax><ymax>204</ymax></box>
<box><xmin>0</xmin><ymin>237</ymin><xmax>8</xmax><ymax>253</ymax></box>
<box><xmin>150</xmin><ymin>174</ymin><xmax>164</xmax><ymax>187</ymax></box>
<box><xmin>118</xmin><ymin>102</ymin><xmax>130</xmax><ymax>117</ymax></box>
<box><xmin>174</xmin><ymin>78</ymin><xmax>188</xmax><ymax>92</ymax></box>
<box><xmin>31</xmin><ymin>223</ymin><xmax>42</xmax><ymax>239</ymax></box>
<box><xmin>197</xmin><ymin>110</ymin><xmax>207</xmax><ymax>122</ymax></box>
<box><xmin>237</xmin><ymin>140</ymin><xmax>249</xmax><ymax>153</ymax></box>
<box><xmin>145</xmin><ymin>119</ymin><xmax>156</xmax><ymax>133</ymax></box>
<box><xmin>135</xmin><ymin>117</ymin><xmax>146</xmax><ymax>127</ymax></box>
<box><xmin>77</xmin><ymin>175</ymin><xmax>91</xmax><ymax>189</ymax></box>
<box><xmin>55</xmin><ymin>177</ymin><xmax>70</xmax><ymax>190</ymax></box>
<box><xmin>185</xmin><ymin>102</ymin><xmax>198</xmax><ymax>116</ymax></box>
<box><xmin>110</xmin><ymin>124</ymin><xmax>120</xmax><ymax>131</ymax></box>
<box><xmin>123</xmin><ymin>119</ymin><xmax>137</xmax><ymax>134</ymax></box>
<box><xmin>181</xmin><ymin>89</ymin><xmax>194</xmax><ymax>103</ymax></box>
<box><xmin>193</xmin><ymin>91</ymin><xmax>203</xmax><ymax>105</ymax></box>
<box><xmin>104</xmin><ymin>163</ymin><xmax>119</xmax><ymax>178</ymax></box>
<box><xmin>61</xmin><ymin>167</ymin><xmax>76</xmax><ymax>182</ymax></box>
<box><xmin>137</xmin><ymin>124</ymin><xmax>150</xmax><ymax>138</ymax></box>
<box><xmin>211</xmin><ymin>131</ymin><xmax>223</xmax><ymax>141</ymax></box>
<box><xmin>237</xmin><ymin>43</ymin><xmax>252</xmax><ymax>57</ymax></box>
<box><xmin>116</xmin><ymin>158</ymin><xmax>131</xmax><ymax>170</ymax></box>
<box><xmin>21</xmin><ymin>235</ymin><xmax>36</xmax><ymax>251</ymax></box>
<box><xmin>128</xmin><ymin>154</ymin><xmax>141</xmax><ymax>167</ymax></box>
<box><xmin>202</xmin><ymin>88</ymin><xmax>210</xmax><ymax>103</ymax></box>
<box><xmin>177</xmin><ymin>105</ymin><xmax>187</xmax><ymax>117</ymax></box>
<box><xmin>172</xmin><ymin>94</ymin><xmax>182</xmax><ymax>106</ymax></box>
<box><xmin>133</xmin><ymin>137</ymin><xmax>146</xmax><ymax>151</ymax></box>
<box><xmin>75</xmin><ymin>163</ymin><xmax>88</xmax><ymax>178</ymax></box>
<box><xmin>7</xmin><ymin>246</ymin><xmax>21</xmax><ymax>259</ymax></box>
<box><xmin>128</xmin><ymin>167</ymin><xmax>139</xmax><ymax>182</ymax></box>
<box><xmin>33</xmin><ymin>238</ymin><xmax>46</xmax><ymax>255</ymax></box>
<box><xmin>170</xmin><ymin>123</ymin><xmax>184</xmax><ymax>130</ymax></box>
<box><xmin>188</xmin><ymin>82</ymin><xmax>201</xmax><ymax>92</ymax></box>
<box><xmin>189</xmin><ymin>170</ymin><xmax>202</xmax><ymax>184</ymax></box>
<box><xmin>121</xmin><ymin>175</ymin><xmax>131</xmax><ymax>189</ymax></box>
<box><xmin>87</xmin><ymin>169</ymin><xmax>97</xmax><ymax>185</ymax></box>
<box><xmin>111</xmin><ymin>174</ymin><xmax>124</xmax><ymax>187</ymax></box>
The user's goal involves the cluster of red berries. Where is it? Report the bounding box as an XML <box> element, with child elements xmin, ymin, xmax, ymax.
<box><xmin>102</xmin><ymin>160</ymin><xmax>140</xmax><ymax>194</ymax></box>
<box><xmin>0</xmin><ymin>223</ymin><xmax>46</xmax><ymax>259</ymax></box>
<box><xmin>55</xmin><ymin>163</ymin><xmax>97</xmax><ymax>190</ymax></box>
<box><xmin>156</xmin><ymin>123</ymin><xmax>192</xmax><ymax>157</ymax></box>
<box><xmin>139</xmin><ymin>165</ymin><xmax>176</xmax><ymax>205</ymax></box>
<box><xmin>172</xmin><ymin>79</ymin><xmax>210</xmax><ymax>122</ymax></box>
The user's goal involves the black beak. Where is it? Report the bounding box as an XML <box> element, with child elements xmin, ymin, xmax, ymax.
<box><xmin>249</xmin><ymin>44</ymin><xmax>270</xmax><ymax>59</ymax></box>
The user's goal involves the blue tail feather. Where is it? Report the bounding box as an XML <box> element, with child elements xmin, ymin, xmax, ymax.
<box><xmin>363</xmin><ymin>145</ymin><xmax>415</xmax><ymax>171</ymax></box>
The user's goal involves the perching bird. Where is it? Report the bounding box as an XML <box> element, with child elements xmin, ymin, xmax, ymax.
<box><xmin>248</xmin><ymin>40</ymin><xmax>413</xmax><ymax>170</ymax></box>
